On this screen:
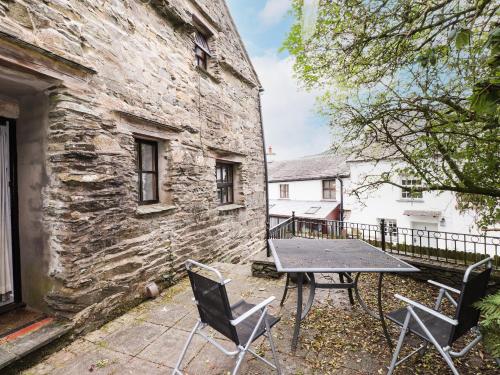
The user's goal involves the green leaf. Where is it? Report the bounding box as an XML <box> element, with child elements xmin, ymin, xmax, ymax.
<box><xmin>455</xmin><ymin>28</ymin><xmax>471</xmax><ymax>50</ymax></box>
<box><xmin>470</xmin><ymin>83</ymin><xmax>500</xmax><ymax>115</ymax></box>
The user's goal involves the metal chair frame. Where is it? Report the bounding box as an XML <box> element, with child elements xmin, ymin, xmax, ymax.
<box><xmin>173</xmin><ymin>259</ymin><xmax>281</xmax><ymax>375</ymax></box>
<box><xmin>387</xmin><ymin>256</ymin><xmax>493</xmax><ymax>375</ymax></box>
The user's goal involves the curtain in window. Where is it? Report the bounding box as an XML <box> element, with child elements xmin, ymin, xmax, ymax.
<box><xmin>0</xmin><ymin>124</ymin><xmax>13</xmax><ymax>302</ymax></box>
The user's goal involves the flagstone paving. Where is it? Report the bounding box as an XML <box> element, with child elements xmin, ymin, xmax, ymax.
<box><xmin>14</xmin><ymin>263</ymin><xmax>498</xmax><ymax>375</ymax></box>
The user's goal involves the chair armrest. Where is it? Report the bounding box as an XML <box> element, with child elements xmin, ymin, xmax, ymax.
<box><xmin>395</xmin><ymin>294</ymin><xmax>458</xmax><ymax>326</ymax></box>
<box><xmin>230</xmin><ymin>296</ymin><xmax>276</xmax><ymax>326</ymax></box>
<box><xmin>427</xmin><ymin>280</ymin><xmax>461</xmax><ymax>294</ymax></box>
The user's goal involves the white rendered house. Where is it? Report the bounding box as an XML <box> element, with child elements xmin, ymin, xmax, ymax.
<box><xmin>267</xmin><ymin>153</ymin><xmax>349</xmax><ymax>227</ymax></box>
<box><xmin>268</xmin><ymin>152</ymin><xmax>482</xmax><ymax>235</ymax></box>
<box><xmin>344</xmin><ymin>158</ymin><xmax>478</xmax><ymax>235</ymax></box>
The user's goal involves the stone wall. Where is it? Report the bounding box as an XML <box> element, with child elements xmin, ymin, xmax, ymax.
<box><xmin>400</xmin><ymin>258</ymin><xmax>500</xmax><ymax>293</ymax></box>
<box><xmin>0</xmin><ymin>0</ymin><xmax>266</xmax><ymax>327</ymax></box>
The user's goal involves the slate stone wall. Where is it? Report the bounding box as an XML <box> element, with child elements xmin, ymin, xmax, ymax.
<box><xmin>0</xmin><ymin>0</ymin><xmax>266</xmax><ymax>326</ymax></box>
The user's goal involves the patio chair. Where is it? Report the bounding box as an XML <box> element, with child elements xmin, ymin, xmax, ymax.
<box><xmin>173</xmin><ymin>260</ymin><xmax>282</xmax><ymax>375</ymax></box>
<box><xmin>386</xmin><ymin>256</ymin><xmax>493</xmax><ymax>375</ymax></box>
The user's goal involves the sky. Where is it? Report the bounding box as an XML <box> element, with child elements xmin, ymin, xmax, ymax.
<box><xmin>226</xmin><ymin>0</ymin><xmax>332</xmax><ymax>160</ymax></box>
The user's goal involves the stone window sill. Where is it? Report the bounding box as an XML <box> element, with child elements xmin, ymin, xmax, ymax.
<box><xmin>136</xmin><ymin>203</ymin><xmax>176</xmax><ymax>216</ymax></box>
<box><xmin>196</xmin><ymin>65</ymin><xmax>220</xmax><ymax>83</ymax></box>
<box><xmin>216</xmin><ymin>204</ymin><xmax>245</xmax><ymax>212</ymax></box>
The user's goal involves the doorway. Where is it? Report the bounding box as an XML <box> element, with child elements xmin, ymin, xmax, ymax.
<box><xmin>411</xmin><ymin>221</ymin><xmax>439</xmax><ymax>248</ymax></box>
<box><xmin>0</xmin><ymin>117</ymin><xmax>21</xmax><ymax>312</ymax></box>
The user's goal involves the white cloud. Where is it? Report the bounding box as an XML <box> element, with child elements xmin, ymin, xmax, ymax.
<box><xmin>253</xmin><ymin>53</ymin><xmax>332</xmax><ymax>160</ymax></box>
<box><xmin>259</xmin><ymin>0</ymin><xmax>291</xmax><ymax>27</ymax></box>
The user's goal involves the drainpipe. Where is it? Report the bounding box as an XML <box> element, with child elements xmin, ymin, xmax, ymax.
<box><xmin>258</xmin><ymin>88</ymin><xmax>270</xmax><ymax>256</ymax></box>
<box><xmin>337</xmin><ymin>175</ymin><xmax>344</xmax><ymax>222</ymax></box>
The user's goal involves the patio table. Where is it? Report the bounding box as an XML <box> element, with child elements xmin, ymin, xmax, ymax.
<box><xmin>268</xmin><ymin>238</ymin><xmax>419</xmax><ymax>350</ymax></box>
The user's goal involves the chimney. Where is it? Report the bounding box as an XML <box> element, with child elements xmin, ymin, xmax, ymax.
<box><xmin>267</xmin><ymin>145</ymin><xmax>276</xmax><ymax>163</ymax></box>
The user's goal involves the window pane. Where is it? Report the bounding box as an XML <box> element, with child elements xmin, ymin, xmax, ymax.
<box><xmin>215</xmin><ymin>162</ymin><xmax>234</xmax><ymax>205</ymax></box>
<box><xmin>141</xmin><ymin>173</ymin><xmax>156</xmax><ymax>201</ymax></box>
<box><xmin>222</xmin><ymin>187</ymin><xmax>228</xmax><ymax>203</ymax></box>
<box><xmin>216</xmin><ymin>166</ymin><xmax>222</xmax><ymax>182</ymax></box>
<box><xmin>135</xmin><ymin>142</ymin><xmax>140</xmax><ymax>170</ymax></box>
<box><xmin>222</xmin><ymin>166</ymin><xmax>227</xmax><ymax>182</ymax></box>
<box><xmin>195</xmin><ymin>32</ymin><xmax>211</xmax><ymax>54</ymax></box>
<box><xmin>141</xmin><ymin>143</ymin><xmax>155</xmax><ymax>171</ymax></box>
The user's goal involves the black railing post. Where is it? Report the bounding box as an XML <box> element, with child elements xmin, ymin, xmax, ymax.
<box><xmin>266</xmin><ymin>218</ymin><xmax>270</xmax><ymax>257</ymax></box>
<box><xmin>292</xmin><ymin>211</ymin><xmax>296</xmax><ymax>237</ymax></box>
<box><xmin>380</xmin><ymin>218</ymin><xmax>386</xmax><ymax>252</ymax></box>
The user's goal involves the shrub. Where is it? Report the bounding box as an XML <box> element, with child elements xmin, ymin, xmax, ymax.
<box><xmin>476</xmin><ymin>292</ymin><xmax>500</xmax><ymax>359</ymax></box>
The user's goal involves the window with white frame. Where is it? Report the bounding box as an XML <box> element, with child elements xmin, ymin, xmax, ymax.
<box><xmin>279</xmin><ymin>184</ymin><xmax>289</xmax><ymax>199</ymax></box>
<box><xmin>401</xmin><ymin>178</ymin><xmax>423</xmax><ymax>199</ymax></box>
<box><xmin>322</xmin><ymin>180</ymin><xmax>336</xmax><ymax>200</ymax></box>
<box><xmin>377</xmin><ymin>218</ymin><xmax>398</xmax><ymax>235</ymax></box>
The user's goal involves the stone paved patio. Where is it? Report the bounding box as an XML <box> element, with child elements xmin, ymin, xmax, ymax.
<box><xmin>14</xmin><ymin>262</ymin><xmax>497</xmax><ymax>375</ymax></box>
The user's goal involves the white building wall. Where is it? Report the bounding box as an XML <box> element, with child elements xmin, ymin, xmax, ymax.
<box><xmin>268</xmin><ymin>161</ymin><xmax>479</xmax><ymax>235</ymax></box>
<box><xmin>344</xmin><ymin>160</ymin><xmax>478</xmax><ymax>234</ymax></box>
<box><xmin>269</xmin><ymin>180</ymin><xmax>339</xmax><ymax>201</ymax></box>
<box><xmin>267</xmin><ymin>159</ymin><xmax>496</xmax><ymax>255</ymax></box>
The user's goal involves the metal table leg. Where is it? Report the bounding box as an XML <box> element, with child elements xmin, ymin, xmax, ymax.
<box><xmin>354</xmin><ymin>273</ymin><xmax>379</xmax><ymax>319</ymax></box>
<box><xmin>301</xmin><ymin>273</ymin><xmax>316</xmax><ymax>320</ymax></box>
<box><xmin>378</xmin><ymin>272</ymin><xmax>393</xmax><ymax>349</ymax></box>
<box><xmin>353</xmin><ymin>272</ymin><xmax>394</xmax><ymax>349</ymax></box>
<box><xmin>340</xmin><ymin>272</ymin><xmax>355</xmax><ymax>305</ymax></box>
<box><xmin>280</xmin><ymin>273</ymin><xmax>290</xmax><ymax>306</ymax></box>
<box><xmin>291</xmin><ymin>272</ymin><xmax>303</xmax><ymax>351</ymax></box>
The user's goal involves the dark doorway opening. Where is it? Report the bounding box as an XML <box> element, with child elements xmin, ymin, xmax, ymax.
<box><xmin>0</xmin><ymin>117</ymin><xmax>22</xmax><ymax>314</ymax></box>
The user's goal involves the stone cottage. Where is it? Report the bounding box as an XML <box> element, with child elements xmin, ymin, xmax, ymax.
<box><xmin>0</xmin><ymin>0</ymin><xmax>267</xmax><ymax>330</ymax></box>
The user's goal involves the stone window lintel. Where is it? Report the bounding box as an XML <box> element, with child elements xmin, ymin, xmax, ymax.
<box><xmin>115</xmin><ymin>110</ymin><xmax>183</xmax><ymax>133</ymax></box>
<box><xmin>208</xmin><ymin>146</ymin><xmax>247</xmax><ymax>160</ymax></box>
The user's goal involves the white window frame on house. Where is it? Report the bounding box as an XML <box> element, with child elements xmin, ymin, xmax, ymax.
<box><xmin>401</xmin><ymin>178</ymin><xmax>423</xmax><ymax>199</ymax></box>
<box><xmin>279</xmin><ymin>184</ymin><xmax>289</xmax><ymax>199</ymax></box>
<box><xmin>377</xmin><ymin>218</ymin><xmax>398</xmax><ymax>236</ymax></box>
<box><xmin>322</xmin><ymin>179</ymin><xmax>336</xmax><ymax>200</ymax></box>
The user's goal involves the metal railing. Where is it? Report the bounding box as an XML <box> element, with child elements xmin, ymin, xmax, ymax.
<box><xmin>268</xmin><ymin>213</ymin><xmax>500</xmax><ymax>270</ymax></box>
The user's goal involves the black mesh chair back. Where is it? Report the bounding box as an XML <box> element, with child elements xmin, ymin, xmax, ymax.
<box><xmin>449</xmin><ymin>266</ymin><xmax>491</xmax><ymax>345</ymax></box>
<box><xmin>187</xmin><ymin>269</ymin><xmax>240</xmax><ymax>345</ymax></box>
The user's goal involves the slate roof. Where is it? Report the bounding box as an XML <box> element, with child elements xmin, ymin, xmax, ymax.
<box><xmin>268</xmin><ymin>152</ymin><xmax>350</xmax><ymax>182</ymax></box>
<box><xmin>269</xmin><ymin>199</ymin><xmax>340</xmax><ymax>220</ymax></box>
